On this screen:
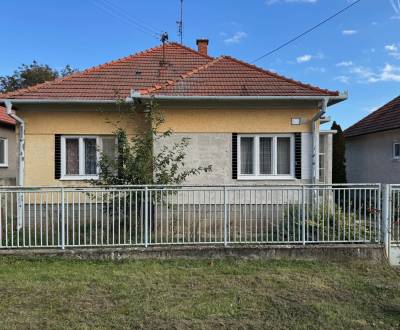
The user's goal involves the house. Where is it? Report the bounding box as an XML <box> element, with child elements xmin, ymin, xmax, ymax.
<box><xmin>0</xmin><ymin>106</ymin><xmax>16</xmax><ymax>185</ymax></box>
<box><xmin>345</xmin><ymin>95</ymin><xmax>400</xmax><ymax>183</ymax></box>
<box><xmin>0</xmin><ymin>40</ymin><xmax>346</xmax><ymax>187</ymax></box>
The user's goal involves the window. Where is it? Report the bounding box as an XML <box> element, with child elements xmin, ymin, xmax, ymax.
<box><xmin>0</xmin><ymin>138</ymin><xmax>8</xmax><ymax>167</ymax></box>
<box><xmin>61</xmin><ymin>136</ymin><xmax>116</xmax><ymax>180</ymax></box>
<box><xmin>394</xmin><ymin>143</ymin><xmax>400</xmax><ymax>160</ymax></box>
<box><xmin>238</xmin><ymin>134</ymin><xmax>294</xmax><ymax>179</ymax></box>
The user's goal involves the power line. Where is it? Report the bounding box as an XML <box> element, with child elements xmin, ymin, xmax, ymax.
<box><xmin>100</xmin><ymin>0</ymin><xmax>161</xmax><ymax>34</ymax></box>
<box><xmin>252</xmin><ymin>0</ymin><xmax>363</xmax><ymax>63</ymax></box>
<box><xmin>91</xmin><ymin>0</ymin><xmax>163</xmax><ymax>39</ymax></box>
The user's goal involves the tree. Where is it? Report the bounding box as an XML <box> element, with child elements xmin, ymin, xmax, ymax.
<box><xmin>331</xmin><ymin>121</ymin><xmax>346</xmax><ymax>183</ymax></box>
<box><xmin>94</xmin><ymin>99</ymin><xmax>212</xmax><ymax>186</ymax></box>
<box><xmin>0</xmin><ymin>61</ymin><xmax>78</xmax><ymax>93</ymax></box>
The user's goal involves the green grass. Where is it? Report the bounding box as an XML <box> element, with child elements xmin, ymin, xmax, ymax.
<box><xmin>0</xmin><ymin>257</ymin><xmax>399</xmax><ymax>329</ymax></box>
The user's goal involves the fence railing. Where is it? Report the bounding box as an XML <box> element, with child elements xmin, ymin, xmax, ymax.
<box><xmin>390</xmin><ymin>185</ymin><xmax>400</xmax><ymax>245</ymax></box>
<box><xmin>0</xmin><ymin>184</ymin><xmax>382</xmax><ymax>249</ymax></box>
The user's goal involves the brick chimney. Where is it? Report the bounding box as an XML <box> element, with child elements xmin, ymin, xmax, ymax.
<box><xmin>196</xmin><ymin>39</ymin><xmax>209</xmax><ymax>56</ymax></box>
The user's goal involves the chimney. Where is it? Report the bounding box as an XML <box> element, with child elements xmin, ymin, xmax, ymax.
<box><xmin>196</xmin><ymin>39</ymin><xmax>209</xmax><ymax>56</ymax></box>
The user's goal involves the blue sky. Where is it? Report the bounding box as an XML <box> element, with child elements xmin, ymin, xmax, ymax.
<box><xmin>2</xmin><ymin>0</ymin><xmax>400</xmax><ymax>128</ymax></box>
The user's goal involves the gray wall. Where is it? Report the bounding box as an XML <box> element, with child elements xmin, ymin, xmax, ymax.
<box><xmin>346</xmin><ymin>128</ymin><xmax>400</xmax><ymax>183</ymax></box>
<box><xmin>0</xmin><ymin>125</ymin><xmax>16</xmax><ymax>185</ymax></box>
<box><xmin>154</xmin><ymin>133</ymin><xmax>332</xmax><ymax>185</ymax></box>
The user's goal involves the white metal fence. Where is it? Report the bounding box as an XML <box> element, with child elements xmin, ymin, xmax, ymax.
<box><xmin>389</xmin><ymin>185</ymin><xmax>400</xmax><ymax>246</ymax></box>
<box><xmin>0</xmin><ymin>184</ymin><xmax>383</xmax><ymax>249</ymax></box>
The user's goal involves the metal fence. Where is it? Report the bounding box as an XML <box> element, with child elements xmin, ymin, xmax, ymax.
<box><xmin>0</xmin><ymin>184</ymin><xmax>382</xmax><ymax>249</ymax></box>
<box><xmin>390</xmin><ymin>185</ymin><xmax>400</xmax><ymax>246</ymax></box>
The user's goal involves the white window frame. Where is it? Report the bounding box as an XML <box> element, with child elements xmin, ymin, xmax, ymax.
<box><xmin>61</xmin><ymin>135</ymin><xmax>110</xmax><ymax>180</ymax></box>
<box><xmin>0</xmin><ymin>137</ymin><xmax>8</xmax><ymax>168</ymax></box>
<box><xmin>394</xmin><ymin>142</ymin><xmax>400</xmax><ymax>160</ymax></box>
<box><xmin>237</xmin><ymin>134</ymin><xmax>295</xmax><ymax>180</ymax></box>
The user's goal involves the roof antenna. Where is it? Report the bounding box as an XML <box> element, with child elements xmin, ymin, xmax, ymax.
<box><xmin>160</xmin><ymin>32</ymin><xmax>169</xmax><ymax>66</ymax></box>
<box><xmin>177</xmin><ymin>0</ymin><xmax>183</xmax><ymax>44</ymax></box>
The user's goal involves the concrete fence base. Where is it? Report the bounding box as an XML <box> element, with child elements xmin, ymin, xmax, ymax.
<box><xmin>0</xmin><ymin>244</ymin><xmax>385</xmax><ymax>263</ymax></box>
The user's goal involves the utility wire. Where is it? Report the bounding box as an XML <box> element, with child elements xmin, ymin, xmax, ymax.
<box><xmin>91</xmin><ymin>0</ymin><xmax>163</xmax><ymax>39</ymax></box>
<box><xmin>252</xmin><ymin>0</ymin><xmax>363</xmax><ymax>63</ymax></box>
<box><xmin>100</xmin><ymin>0</ymin><xmax>161</xmax><ymax>34</ymax></box>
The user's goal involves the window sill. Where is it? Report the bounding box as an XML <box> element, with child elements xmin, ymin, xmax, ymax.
<box><xmin>60</xmin><ymin>176</ymin><xmax>99</xmax><ymax>181</ymax></box>
<box><xmin>0</xmin><ymin>164</ymin><xmax>8</xmax><ymax>168</ymax></box>
<box><xmin>237</xmin><ymin>175</ymin><xmax>296</xmax><ymax>181</ymax></box>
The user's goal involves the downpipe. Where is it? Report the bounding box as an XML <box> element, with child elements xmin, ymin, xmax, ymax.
<box><xmin>5</xmin><ymin>100</ymin><xmax>25</xmax><ymax>229</ymax></box>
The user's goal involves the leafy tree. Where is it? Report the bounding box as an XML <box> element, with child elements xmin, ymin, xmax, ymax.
<box><xmin>0</xmin><ymin>61</ymin><xmax>78</xmax><ymax>93</ymax></box>
<box><xmin>94</xmin><ymin>100</ymin><xmax>212</xmax><ymax>186</ymax></box>
<box><xmin>331</xmin><ymin>121</ymin><xmax>346</xmax><ymax>183</ymax></box>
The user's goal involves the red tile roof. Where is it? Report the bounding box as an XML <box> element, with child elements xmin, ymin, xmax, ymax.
<box><xmin>140</xmin><ymin>56</ymin><xmax>338</xmax><ymax>97</ymax></box>
<box><xmin>344</xmin><ymin>95</ymin><xmax>400</xmax><ymax>138</ymax></box>
<box><xmin>0</xmin><ymin>42</ymin><xmax>338</xmax><ymax>101</ymax></box>
<box><xmin>0</xmin><ymin>106</ymin><xmax>16</xmax><ymax>126</ymax></box>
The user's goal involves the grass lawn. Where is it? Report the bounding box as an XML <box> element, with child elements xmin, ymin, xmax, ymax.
<box><xmin>0</xmin><ymin>257</ymin><xmax>399</xmax><ymax>329</ymax></box>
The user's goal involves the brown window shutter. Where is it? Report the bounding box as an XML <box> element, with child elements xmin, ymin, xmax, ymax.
<box><xmin>294</xmin><ymin>133</ymin><xmax>302</xmax><ymax>179</ymax></box>
<box><xmin>54</xmin><ymin>134</ymin><xmax>61</xmax><ymax>179</ymax></box>
<box><xmin>232</xmin><ymin>133</ymin><xmax>238</xmax><ymax>179</ymax></box>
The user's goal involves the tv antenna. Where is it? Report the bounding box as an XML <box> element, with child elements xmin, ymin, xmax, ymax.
<box><xmin>177</xmin><ymin>0</ymin><xmax>183</xmax><ymax>44</ymax></box>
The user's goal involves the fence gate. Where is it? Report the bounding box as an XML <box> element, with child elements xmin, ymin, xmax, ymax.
<box><xmin>389</xmin><ymin>184</ymin><xmax>400</xmax><ymax>266</ymax></box>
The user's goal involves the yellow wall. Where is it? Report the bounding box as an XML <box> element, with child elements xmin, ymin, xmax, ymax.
<box><xmin>20</xmin><ymin>108</ymin><xmax>143</xmax><ymax>186</ymax></box>
<box><xmin>18</xmin><ymin>104</ymin><xmax>318</xmax><ymax>186</ymax></box>
<box><xmin>160</xmin><ymin>108</ymin><xmax>317</xmax><ymax>133</ymax></box>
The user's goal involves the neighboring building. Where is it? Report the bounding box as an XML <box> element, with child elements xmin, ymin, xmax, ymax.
<box><xmin>345</xmin><ymin>95</ymin><xmax>400</xmax><ymax>183</ymax></box>
<box><xmin>0</xmin><ymin>106</ymin><xmax>16</xmax><ymax>185</ymax></box>
<box><xmin>0</xmin><ymin>40</ymin><xmax>346</xmax><ymax>187</ymax></box>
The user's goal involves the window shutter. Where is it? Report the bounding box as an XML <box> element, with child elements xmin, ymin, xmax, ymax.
<box><xmin>232</xmin><ymin>133</ymin><xmax>238</xmax><ymax>179</ymax></box>
<box><xmin>294</xmin><ymin>133</ymin><xmax>302</xmax><ymax>179</ymax></box>
<box><xmin>54</xmin><ymin>135</ymin><xmax>61</xmax><ymax>179</ymax></box>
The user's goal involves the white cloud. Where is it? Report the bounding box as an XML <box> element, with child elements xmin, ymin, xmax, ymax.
<box><xmin>349</xmin><ymin>63</ymin><xmax>400</xmax><ymax>83</ymax></box>
<box><xmin>336</xmin><ymin>61</ymin><xmax>354</xmax><ymax>67</ymax></box>
<box><xmin>224</xmin><ymin>31</ymin><xmax>247</xmax><ymax>45</ymax></box>
<box><xmin>266</xmin><ymin>0</ymin><xmax>317</xmax><ymax>4</ymax></box>
<box><xmin>334</xmin><ymin>76</ymin><xmax>350</xmax><ymax>84</ymax></box>
<box><xmin>385</xmin><ymin>43</ymin><xmax>400</xmax><ymax>59</ymax></box>
<box><xmin>342</xmin><ymin>29</ymin><xmax>358</xmax><ymax>35</ymax></box>
<box><xmin>385</xmin><ymin>44</ymin><xmax>398</xmax><ymax>52</ymax></box>
<box><xmin>305</xmin><ymin>66</ymin><xmax>326</xmax><ymax>73</ymax></box>
<box><xmin>296</xmin><ymin>54</ymin><xmax>312</xmax><ymax>63</ymax></box>
<box><xmin>364</xmin><ymin>105</ymin><xmax>380</xmax><ymax>113</ymax></box>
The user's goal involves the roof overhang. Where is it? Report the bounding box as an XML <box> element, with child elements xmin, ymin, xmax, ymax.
<box><xmin>128</xmin><ymin>91</ymin><xmax>348</xmax><ymax>107</ymax></box>
<box><xmin>1</xmin><ymin>91</ymin><xmax>347</xmax><ymax>108</ymax></box>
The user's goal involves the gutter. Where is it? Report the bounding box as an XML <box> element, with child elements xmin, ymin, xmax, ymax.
<box><xmin>0</xmin><ymin>99</ymin><xmax>119</xmax><ymax>105</ymax></box>
<box><xmin>4</xmin><ymin>100</ymin><xmax>24</xmax><ymax>186</ymax></box>
<box><xmin>128</xmin><ymin>92</ymin><xmax>348</xmax><ymax>106</ymax></box>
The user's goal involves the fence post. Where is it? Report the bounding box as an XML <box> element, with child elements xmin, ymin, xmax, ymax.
<box><xmin>224</xmin><ymin>186</ymin><xmax>228</xmax><ymax>247</ymax></box>
<box><xmin>61</xmin><ymin>187</ymin><xmax>65</xmax><ymax>250</ymax></box>
<box><xmin>382</xmin><ymin>184</ymin><xmax>390</xmax><ymax>258</ymax></box>
<box><xmin>144</xmin><ymin>186</ymin><xmax>148</xmax><ymax>248</ymax></box>
<box><xmin>302</xmin><ymin>186</ymin><xmax>306</xmax><ymax>245</ymax></box>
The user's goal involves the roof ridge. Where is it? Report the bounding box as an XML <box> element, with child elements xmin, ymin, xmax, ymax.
<box><xmin>1</xmin><ymin>43</ymin><xmax>167</xmax><ymax>99</ymax></box>
<box><xmin>221</xmin><ymin>55</ymin><xmax>339</xmax><ymax>96</ymax></box>
<box><xmin>168</xmin><ymin>41</ymin><xmax>214</xmax><ymax>60</ymax></box>
<box><xmin>140</xmin><ymin>56</ymin><xmax>222</xmax><ymax>95</ymax></box>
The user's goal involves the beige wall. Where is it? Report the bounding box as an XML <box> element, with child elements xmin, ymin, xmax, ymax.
<box><xmin>160</xmin><ymin>108</ymin><xmax>318</xmax><ymax>133</ymax></box>
<box><xmin>17</xmin><ymin>103</ymin><xmax>318</xmax><ymax>186</ymax></box>
<box><xmin>19</xmin><ymin>106</ymin><xmax>144</xmax><ymax>186</ymax></box>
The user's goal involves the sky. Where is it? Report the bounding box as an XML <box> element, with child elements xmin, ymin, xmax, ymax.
<box><xmin>2</xmin><ymin>0</ymin><xmax>400</xmax><ymax>129</ymax></box>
